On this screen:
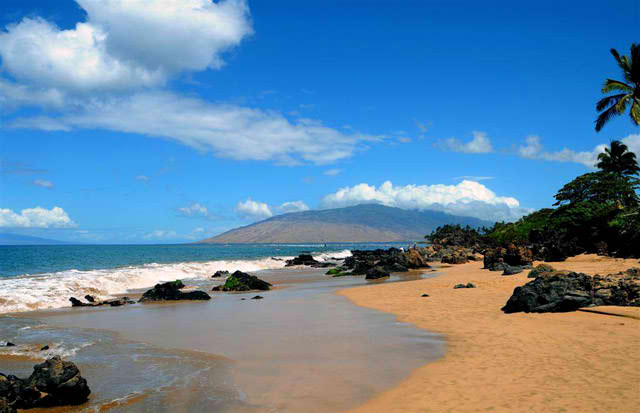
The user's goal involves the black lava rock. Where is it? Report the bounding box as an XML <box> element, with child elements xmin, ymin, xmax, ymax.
<box><xmin>212</xmin><ymin>271</ymin><xmax>272</xmax><ymax>292</ymax></box>
<box><xmin>365</xmin><ymin>266</ymin><xmax>390</xmax><ymax>280</ymax></box>
<box><xmin>139</xmin><ymin>280</ymin><xmax>211</xmax><ymax>302</ymax></box>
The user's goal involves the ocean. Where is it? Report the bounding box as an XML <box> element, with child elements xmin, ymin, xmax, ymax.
<box><xmin>0</xmin><ymin>242</ymin><xmax>442</xmax><ymax>412</ymax></box>
<box><xmin>0</xmin><ymin>243</ymin><xmax>406</xmax><ymax>313</ymax></box>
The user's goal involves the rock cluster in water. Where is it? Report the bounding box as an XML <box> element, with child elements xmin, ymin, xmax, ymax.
<box><xmin>212</xmin><ymin>271</ymin><xmax>272</xmax><ymax>292</ymax></box>
<box><xmin>0</xmin><ymin>356</ymin><xmax>90</xmax><ymax>412</ymax></box>
<box><xmin>69</xmin><ymin>295</ymin><xmax>135</xmax><ymax>308</ymax></box>
<box><xmin>502</xmin><ymin>268</ymin><xmax>640</xmax><ymax>313</ymax></box>
<box><xmin>139</xmin><ymin>280</ymin><xmax>211</xmax><ymax>302</ymax></box>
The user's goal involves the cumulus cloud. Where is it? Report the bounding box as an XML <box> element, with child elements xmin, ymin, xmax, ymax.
<box><xmin>33</xmin><ymin>179</ymin><xmax>54</xmax><ymax>188</ymax></box>
<box><xmin>278</xmin><ymin>201</ymin><xmax>309</xmax><ymax>213</ymax></box>
<box><xmin>321</xmin><ymin>181</ymin><xmax>529</xmax><ymax>222</ymax></box>
<box><xmin>518</xmin><ymin>135</ymin><xmax>606</xmax><ymax>168</ymax></box>
<box><xmin>437</xmin><ymin>131</ymin><xmax>493</xmax><ymax>153</ymax></box>
<box><xmin>10</xmin><ymin>92</ymin><xmax>381</xmax><ymax>164</ymax></box>
<box><xmin>0</xmin><ymin>206</ymin><xmax>76</xmax><ymax>228</ymax></box>
<box><xmin>178</xmin><ymin>202</ymin><xmax>209</xmax><ymax>217</ymax></box>
<box><xmin>0</xmin><ymin>0</ymin><xmax>252</xmax><ymax>94</ymax></box>
<box><xmin>135</xmin><ymin>175</ymin><xmax>149</xmax><ymax>182</ymax></box>
<box><xmin>0</xmin><ymin>1</ymin><xmax>386</xmax><ymax>165</ymax></box>
<box><xmin>235</xmin><ymin>199</ymin><xmax>273</xmax><ymax>221</ymax></box>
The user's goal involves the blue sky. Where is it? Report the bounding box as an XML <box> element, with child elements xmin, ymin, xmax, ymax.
<box><xmin>1</xmin><ymin>0</ymin><xmax>639</xmax><ymax>243</ymax></box>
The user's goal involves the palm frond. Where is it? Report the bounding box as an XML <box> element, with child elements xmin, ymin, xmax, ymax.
<box><xmin>614</xmin><ymin>94</ymin><xmax>631</xmax><ymax>113</ymax></box>
<box><xmin>601</xmin><ymin>79</ymin><xmax>633</xmax><ymax>93</ymax></box>
<box><xmin>595</xmin><ymin>102</ymin><xmax>621</xmax><ymax>131</ymax></box>
<box><xmin>630</xmin><ymin>43</ymin><xmax>640</xmax><ymax>82</ymax></box>
<box><xmin>596</xmin><ymin>93</ymin><xmax>625</xmax><ymax>111</ymax></box>
<box><xmin>611</xmin><ymin>48</ymin><xmax>633</xmax><ymax>80</ymax></box>
<box><xmin>631</xmin><ymin>99</ymin><xmax>640</xmax><ymax>126</ymax></box>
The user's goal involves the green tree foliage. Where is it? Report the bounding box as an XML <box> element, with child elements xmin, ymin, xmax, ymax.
<box><xmin>483</xmin><ymin>172</ymin><xmax>640</xmax><ymax>258</ymax></box>
<box><xmin>426</xmin><ymin>224</ymin><xmax>489</xmax><ymax>247</ymax></box>
<box><xmin>596</xmin><ymin>140</ymin><xmax>640</xmax><ymax>177</ymax></box>
<box><xmin>595</xmin><ymin>43</ymin><xmax>640</xmax><ymax>131</ymax></box>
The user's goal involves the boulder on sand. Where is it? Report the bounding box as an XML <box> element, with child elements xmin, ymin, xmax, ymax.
<box><xmin>502</xmin><ymin>265</ymin><xmax>524</xmax><ymax>276</ymax></box>
<box><xmin>484</xmin><ymin>244</ymin><xmax>533</xmax><ymax>269</ymax></box>
<box><xmin>502</xmin><ymin>268</ymin><xmax>640</xmax><ymax>313</ymax></box>
<box><xmin>212</xmin><ymin>271</ymin><xmax>272</xmax><ymax>292</ymax></box>
<box><xmin>365</xmin><ymin>266</ymin><xmax>390</xmax><ymax>280</ymax></box>
<box><xmin>527</xmin><ymin>264</ymin><xmax>555</xmax><ymax>278</ymax></box>
<box><xmin>139</xmin><ymin>280</ymin><xmax>211</xmax><ymax>302</ymax></box>
<box><xmin>211</xmin><ymin>270</ymin><xmax>229</xmax><ymax>278</ymax></box>
<box><xmin>0</xmin><ymin>356</ymin><xmax>90</xmax><ymax>410</ymax></box>
<box><xmin>454</xmin><ymin>283</ymin><xmax>476</xmax><ymax>289</ymax></box>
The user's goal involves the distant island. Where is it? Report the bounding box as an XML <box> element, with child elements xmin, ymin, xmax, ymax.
<box><xmin>0</xmin><ymin>233</ymin><xmax>71</xmax><ymax>246</ymax></box>
<box><xmin>199</xmin><ymin>204</ymin><xmax>493</xmax><ymax>243</ymax></box>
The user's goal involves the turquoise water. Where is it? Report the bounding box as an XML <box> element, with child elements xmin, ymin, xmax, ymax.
<box><xmin>0</xmin><ymin>243</ymin><xmax>408</xmax><ymax>313</ymax></box>
<box><xmin>0</xmin><ymin>243</ymin><xmax>404</xmax><ymax>277</ymax></box>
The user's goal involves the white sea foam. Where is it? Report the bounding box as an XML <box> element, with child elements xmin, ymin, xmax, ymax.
<box><xmin>0</xmin><ymin>341</ymin><xmax>94</xmax><ymax>360</ymax></box>
<box><xmin>0</xmin><ymin>251</ymin><xmax>352</xmax><ymax>314</ymax></box>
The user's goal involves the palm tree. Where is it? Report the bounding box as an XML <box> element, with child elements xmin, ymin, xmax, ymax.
<box><xmin>596</xmin><ymin>140</ymin><xmax>640</xmax><ymax>176</ymax></box>
<box><xmin>595</xmin><ymin>44</ymin><xmax>640</xmax><ymax>132</ymax></box>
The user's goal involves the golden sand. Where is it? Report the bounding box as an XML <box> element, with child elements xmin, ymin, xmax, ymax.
<box><xmin>340</xmin><ymin>254</ymin><xmax>640</xmax><ymax>412</ymax></box>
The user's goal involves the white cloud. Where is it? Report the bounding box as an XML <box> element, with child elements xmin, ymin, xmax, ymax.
<box><xmin>324</xmin><ymin>168</ymin><xmax>342</xmax><ymax>176</ymax></box>
<box><xmin>0</xmin><ymin>0</ymin><xmax>252</xmax><ymax>94</ymax></box>
<box><xmin>10</xmin><ymin>92</ymin><xmax>381</xmax><ymax>164</ymax></box>
<box><xmin>235</xmin><ymin>199</ymin><xmax>273</xmax><ymax>221</ymax></box>
<box><xmin>0</xmin><ymin>206</ymin><xmax>76</xmax><ymax>228</ymax></box>
<box><xmin>622</xmin><ymin>134</ymin><xmax>640</xmax><ymax>156</ymax></box>
<box><xmin>143</xmin><ymin>229</ymin><xmax>178</xmax><ymax>240</ymax></box>
<box><xmin>437</xmin><ymin>131</ymin><xmax>493</xmax><ymax>153</ymax></box>
<box><xmin>178</xmin><ymin>203</ymin><xmax>209</xmax><ymax>217</ymax></box>
<box><xmin>397</xmin><ymin>137</ymin><xmax>412</xmax><ymax>143</ymax></box>
<box><xmin>33</xmin><ymin>179</ymin><xmax>54</xmax><ymax>188</ymax></box>
<box><xmin>278</xmin><ymin>201</ymin><xmax>309</xmax><ymax>213</ymax></box>
<box><xmin>321</xmin><ymin>180</ymin><xmax>529</xmax><ymax>222</ymax></box>
<box><xmin>135</xmin><ymin>175</ymin><xmax>149</xmax><ymax>182</ymax></box>
<box><xmin>518</xmin><ymin>135</ymin><xmax>606</xmax><ymax>168</ymax></box>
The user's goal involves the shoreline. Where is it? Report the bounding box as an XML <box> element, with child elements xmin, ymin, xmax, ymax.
<box><xmin>339</xmin><ymin>254</ymin><xmax>640</xmax><ymax>412</ymax></box>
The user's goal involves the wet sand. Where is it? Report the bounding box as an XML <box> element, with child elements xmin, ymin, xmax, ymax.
<box><xmin>2</xmin><ymin>268</ymin><xmax>442</xmax><ymax>412</ymax></box>
<box><xmin>340</xmin><ymin>254</ymin><xmax>640</xmax><ymax>412</ymax></box>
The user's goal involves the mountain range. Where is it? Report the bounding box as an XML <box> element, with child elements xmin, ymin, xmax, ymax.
<box><xmin>200</xmin><ymin>204</ymin><xmax>493</xmax><ymax>243</ymax></box>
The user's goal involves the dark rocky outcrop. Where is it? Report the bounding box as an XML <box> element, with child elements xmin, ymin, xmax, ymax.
<box><xmin>441</xmin><ymin>254</ymin><xmax>468</xmax><ymax>264</ymax></box>
<box><xmin>139</xmin><ymin>280</ymin><xmax>211</xmax><ymax>302</ymax></box>
<box><xmin>84</xmin><ymin>295</ymin><xmax>95</xmax><ymax>303</ymax></box>
<box><xmin>285</xmin><ymin>254</ymin><xmax>319</xmax><ymax>267</ymax></box>
<box><xmin>40</xmin><ymin>346</ymin><xmax>49</xmax><ymax>351</ymax></box>
<box><xmin>212</xmin><ymin>270</ymin><xmax>229</xmax><ymax>278</ymax></box>
<box><xmin>212</xmin><ymin>271</ymin><xmax>272</xmax><ymax>292</ymax></box>
<box><xmin>69</xmin><ymin>296</ymin><xmax>135</xmax><ymax>308</ymax></box>
<box><xmin>4</xmin><ymin>343</ymin><xmax>15</xmax><ymax>348</ymax></box>
<box><xmin>502</xmin><ymin>265</ymin><xmax>524</xmax><ymax>276</ymax></box>
<box><xmin>454</xmin><ymin>283</ymin><xmax>476</xmax><ymax>289</ymax></box>
<box><xmin>251</xmin><ymin>295</ymin><xmax>263</xmax><ymax>300</ymax></box>
<box><xmin>502</xmin><ymin>268</ymin><xmax>640</xmax><ymax>313</ymax></box>
<box><xmin>0</xmin><ymin>356</ymin><xmax>90</xmax><ymax>410</ymax></box>
<box><xmin>365</xmin><ymin>266</ymin><xmax>390</xmax><ymax>280</ymax></box>
<box><xmin>527</xmin><ymin>264</ymin><xmax>556</xmax><ymax>279</ymax></box>
<box><xmin>483</xmin><ymin>244</ymin><xmax>533</xmax><ymax>269</ymax></box>
<box><xmin>344</xmin><ymin>248</ymin><xmax>430</xmax><ymax>275</ymax></box>
<box><xmin>421</xmin><ymin>293</ymin><xmax>430</xmax><ymax>297</ymax></box>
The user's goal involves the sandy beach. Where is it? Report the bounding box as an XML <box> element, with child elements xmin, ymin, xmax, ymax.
<box><xmin>340</xmin><ymin>254</ymin><xmax>640</xmax><ymax>412</ymax></box>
